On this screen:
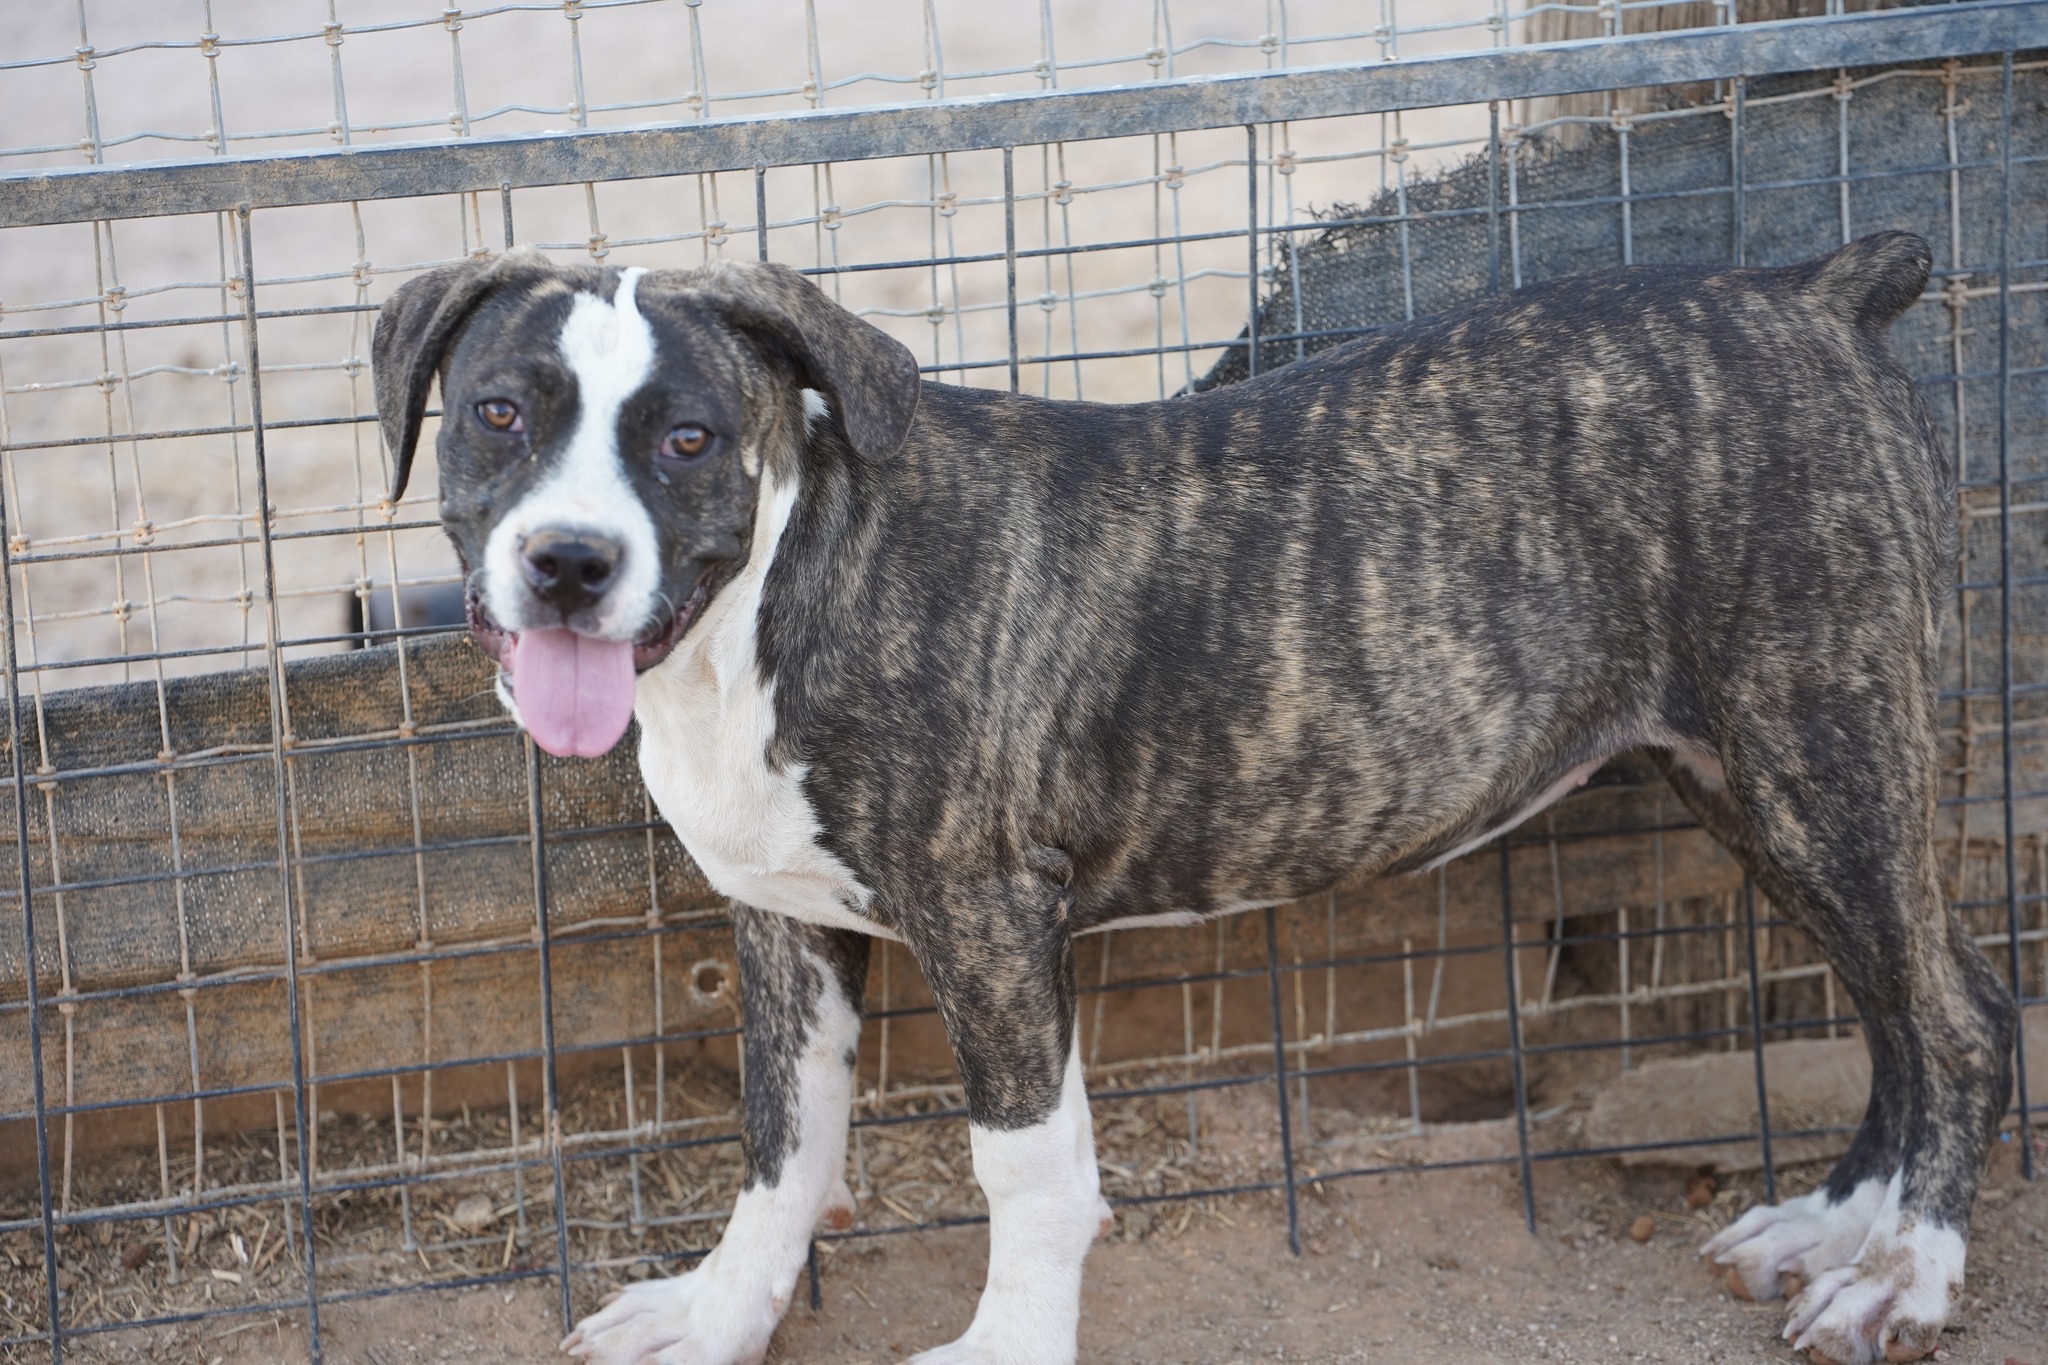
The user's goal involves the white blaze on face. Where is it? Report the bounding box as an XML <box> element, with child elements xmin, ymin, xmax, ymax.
<box><xmin>483</xmin><ymin>268</ymin><xmax>666</xmax><ymax>759</ymax></box>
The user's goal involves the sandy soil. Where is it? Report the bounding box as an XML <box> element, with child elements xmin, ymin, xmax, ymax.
<box><xmin>37</xmin><ymin>1067</ymin><xmax>2040</xmax><ymax>1365</ymax></box>
<box><xmin>146</xmin><ymin>1135</ymin><xmax>2047</xmax><ymax>1365</ymax></box>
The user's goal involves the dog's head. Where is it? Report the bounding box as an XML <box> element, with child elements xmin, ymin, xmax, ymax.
<box><xmin>372</xmin><ymin>255</ymin><xmax>920</xmax><ymax>758</ymax></box>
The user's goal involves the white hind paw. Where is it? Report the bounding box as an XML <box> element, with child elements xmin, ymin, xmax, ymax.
<box><xmin>1701</xmin><ymin>1179</ymin><xmax>1885</xmax><ymax>1302</ymax></box>
<box><xmin>1781</xmin><ymin>1218</ymin><xmax>1963</xmax><ymax>1365</ymax></box>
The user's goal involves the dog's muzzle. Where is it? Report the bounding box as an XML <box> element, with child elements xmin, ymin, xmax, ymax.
<box><xmin>465</xmin><ymin>571</ymin><xmax>712</xmax><ymax>759</ymax></box>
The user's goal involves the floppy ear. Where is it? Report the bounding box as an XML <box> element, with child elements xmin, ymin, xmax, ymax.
<box><xmin>372</xmin><ymin>258</ymin><xmax>518</xmax><ymax>501</ymax></box>
<box><xmin>695</xmin><ymin>261</ymin><xmax>921</xmax><ymax>460</ymax></box>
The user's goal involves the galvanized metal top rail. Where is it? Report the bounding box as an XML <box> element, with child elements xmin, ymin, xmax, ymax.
<box><xmin>3</xmin><ymin>1</ymin><xmax>2044</xmax><ymax>231</ymax></box>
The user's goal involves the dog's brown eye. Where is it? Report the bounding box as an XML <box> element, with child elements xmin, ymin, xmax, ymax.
<box><xmin>661</xmin><ymin>423</ymin><xmax>713</xmax><ymax>461</ymax></box>
<box><xmin>475</xmin><ymin>399</ymin><xmax>522</xmax><ymax>432</ymax></box>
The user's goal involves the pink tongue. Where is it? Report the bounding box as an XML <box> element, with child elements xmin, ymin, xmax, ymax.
<box><xmin>507</xmin><ymin>628</ymin><xmax>638</xmax><ymax>759</ymax></box>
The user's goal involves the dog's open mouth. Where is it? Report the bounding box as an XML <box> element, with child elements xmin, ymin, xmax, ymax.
<box><xmin>465</xmin><ymin>573</ymin><xmax>713</xmax><ymax>759</ymax></box>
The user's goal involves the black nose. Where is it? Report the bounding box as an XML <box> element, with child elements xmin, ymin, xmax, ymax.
<box><xmin>521</xmin><ymin>528</ymin><xmax>622</xmax><ymax>617</ymax></box>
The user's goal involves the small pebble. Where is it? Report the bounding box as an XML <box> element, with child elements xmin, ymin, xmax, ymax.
<box><xmin>1628</xmin><ymin>1214</ymin><xmax>1656</xmax><ymax>1243</ymax></box>
<box><xmin>450</xmin><ymin>1194</ymin><xmax>497</xmax><ymax>1231</ymax></box>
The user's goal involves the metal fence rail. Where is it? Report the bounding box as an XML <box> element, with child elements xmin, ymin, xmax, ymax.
<box><xmin>0</xmin><ymin>2</ymin><xmax>2042</xmax><ymax>1361</ymax></box>
<box><xmin>6</xmin><ymin>4</ymin><xmax>2043</xmax><ymax>228</ymax></box>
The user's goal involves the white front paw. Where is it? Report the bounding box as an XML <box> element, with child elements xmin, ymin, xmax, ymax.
<box><xmin>560</xmin><ymin>1266</ymin><xmax>784</xmax><ymax>1365</ymax></box>
<box><xmin>903</xmin><ymin>1345</ymin><xmax>992</xmax><ymax>1364</ymax></box>
<box><xmin>903</xmin><ymin>1317</ymin><xmax>1079</xmax><ymax>1365</ymax></box>
<box><xmin>906</xmin><ymin>1341</ymin><xmax>1056</xmax><ymax>1365</ymax></box>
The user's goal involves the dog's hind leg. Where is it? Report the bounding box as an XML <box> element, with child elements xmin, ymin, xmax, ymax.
<box><xmin>562</xmin><ymin>907</ymin><xmax>868</xmax><ymax>1365</ymax></box>
<box><xmin>1658</xmin><ymin>754</ymin><xmax>1906</xmax><ymax>1307</ymax></box>
<box><xmin>1655</xmin><ymin>683</ymin><xmax>2016</xmax><ymax>1363</ymax></box>
<box><xmin>900</xmin><ymin>874</ymin><xmax>1109</xmax><ymax>1365</ymax></box>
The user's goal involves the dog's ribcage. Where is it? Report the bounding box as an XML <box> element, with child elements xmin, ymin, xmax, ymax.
<box><xmin>639</xmin><ymin>261</ymin><xmax>1943</xmax><ymax>946</ymax></box>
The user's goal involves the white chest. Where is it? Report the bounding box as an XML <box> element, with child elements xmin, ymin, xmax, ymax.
<box><xmin>631</xmin><ymin>473</ymin><xmax>890</xmax><ymax>941</ymax></box>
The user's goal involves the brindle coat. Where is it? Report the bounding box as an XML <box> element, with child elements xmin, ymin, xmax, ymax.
<box><xmin>373</xmin><ymin>231</ymin><xmax>2014</xmax><ymax>1365</ymax></box>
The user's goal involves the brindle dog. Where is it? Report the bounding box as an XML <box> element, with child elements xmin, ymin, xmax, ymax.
<box><xmin>371</xmin><ymin>231</ymin><xmax>2015</xmax><ymax>1365</ymax></box>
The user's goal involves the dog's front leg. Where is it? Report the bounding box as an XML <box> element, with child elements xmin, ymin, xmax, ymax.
<box><xmin>562</xmin><ymin>906</ymin><xmax>867</xmax><ymax>1365</ymax></box>
<box><xmin>906</xmin><ymin>880</ymin><xmax>1109</xmax><ymax>1365</ymax></box>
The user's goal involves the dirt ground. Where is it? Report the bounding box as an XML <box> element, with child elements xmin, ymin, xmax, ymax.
<box><xmin>778</xmin><ymin>1147</ymin><xmax>2048</xmax><ymax>1365</ymax></box>
<box><xmin>91</xmin><ymin>1130</ymin><xmax>2044</xmax><ymax>1365</ymax></box>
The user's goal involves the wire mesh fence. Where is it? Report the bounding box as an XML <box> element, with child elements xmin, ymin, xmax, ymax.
<box><xmin>0</xmin><ymin>1</ymin><xmax>2043</xmax><ymax>1360</ymax></box>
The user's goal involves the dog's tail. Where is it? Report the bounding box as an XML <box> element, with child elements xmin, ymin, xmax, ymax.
<box><xmin>1800</xmin><ymin>231</ymin><xmax>1932</xmax><ymax>332</ymax></box>
<box><xmin>1802</xmin><ymin>232</ymin><xmax>1952</xmax><ymax>600</ymax></box>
